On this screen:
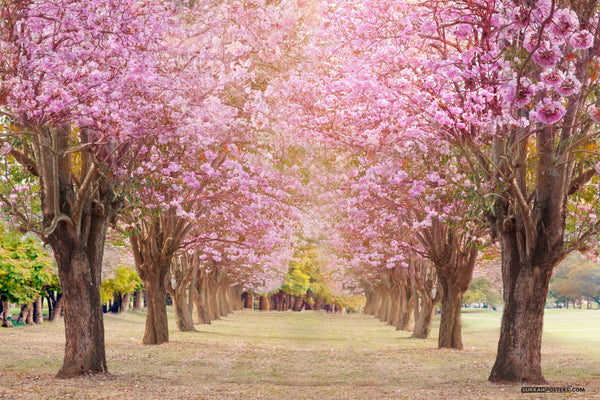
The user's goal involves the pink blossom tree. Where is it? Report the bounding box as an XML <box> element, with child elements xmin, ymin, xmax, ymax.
<box><xmin>0</xmin><ymin>0</ymin><xmax>177</xmax><ymax>377</ymax></box>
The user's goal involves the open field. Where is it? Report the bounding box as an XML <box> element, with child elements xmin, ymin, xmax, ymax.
<box><xmin>1</xmin><ymin>308</ymin><xmax>599</xmax><ymax>400</ymax></box>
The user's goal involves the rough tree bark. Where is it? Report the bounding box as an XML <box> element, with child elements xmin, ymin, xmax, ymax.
<box><xmin>258</xmin><ymin>294</ymin><xmax>270</xmax><ymax>310</ymax></box>
<box><xmin>34</xmin><ymin>296</ymin><xmax>43</xmax><ymax>323</ymax></box>
<box><xmin>169</xmin><ymin>252</ymin><xmax>198</xmax><ymax>332</ymax></box>
<box><xmin>487</xmin><ymin>113</ymin><xmax>594</xmax><ymax>382</ymax></box>
<box><xmin>244</xmin><ymin>292</ymin><xmax>254</xmax><ymax>309</ymax></box>
<box><xmin>396</xmin><ymin>267</ymin><xmax>414</xmax><ymax>331</ymax></box>
<box><xmin>418</xmin><ymin>221</ymin><xmax>479</xmax><ymax>349</ymax></box>
<box><xmin>1</xmin><ymin>299</ymin><xmax>12</xmax><ymax>327</ymax></box>
<box><xmin>193</xmin><ymin>266</ymin><xmax>212</xmax><ymax>324</ymax></box>
<box><xmin>410</xmin><ymin>259</ymin><xmax>440</xmax><ymax>339</ymax></box>
<box><xmin>50</xmin><ymin>295</ymin><xmax>63</xmax><ymax>322</ymax></box>
<box><xmin>133</xmin><ymin>290</ymin><xmax>144</xmax><ymax>310</ymax></box>
<box><xmin>128</xmin><ymin>208</ymin><xmax>193</xmax><ymax>344</ymax></box>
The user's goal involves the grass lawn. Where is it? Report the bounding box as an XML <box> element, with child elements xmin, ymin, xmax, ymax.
<box><xmin>0</xmin><ymin>308</ymin><xmax>598</xmax><ymax>399</ymax></box>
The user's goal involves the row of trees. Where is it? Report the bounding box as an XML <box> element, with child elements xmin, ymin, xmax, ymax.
<box><xmin>261</xmin><ymin>0</ymin><xmax>600</xmax><ymax>384</ymax></box>
<box><xmin>549</xmin><ymin>252</ymin><xmax>600</xmax><ymax>308</ymax></box>
<box><xmin>0</xmin><ymin>0</ymin><xmax>309</xmax><ymax>378</ymax></box>
<box><xmin>1</xmin><ymin>0</ymin><xmax>599</xmax><ymax>386</ymax></box>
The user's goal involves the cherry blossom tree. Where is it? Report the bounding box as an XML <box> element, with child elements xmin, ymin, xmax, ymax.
<box><xmin>0</xmin><ymin>0</ymin><xmax>177</xmax><ymax>377</ymax></box>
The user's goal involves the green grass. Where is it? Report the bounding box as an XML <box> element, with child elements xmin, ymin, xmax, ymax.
<box><xmin>0</xmin><ymin>308</ymin><xmax>598</xmax><ymax>400</ymax></box>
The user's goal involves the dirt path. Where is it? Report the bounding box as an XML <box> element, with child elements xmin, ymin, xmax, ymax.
<box><xmin>0</xmin><ymin>310</ymin><xmax>598</xmax><ymax>399</ymax></box>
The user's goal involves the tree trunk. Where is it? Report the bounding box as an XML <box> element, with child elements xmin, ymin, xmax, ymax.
<box><xmin>172</xmin><ymin>289</ymin><xmax>195</xmax><ymax>332</ymax></box>
<box><xmin>437</xmin><ymin>286</ymin><xmax>464</xmax><ymax>349</ymax></box>
<box><xmin>18</xmin><ymin>304</ymin><xmax>31</xmax><ymax>324</ymax></box>
<box><xmin>410</xmin><ymin>259</ymin><xmax>440</xmax><ymax>339</ymax></box>
<box><xmin>133</xmin><ymin>290</ymin><xmax>144</xmax><ymax>310</ymax></box>
<box><xmin>436</xmin><ymin>247</ymin><xmax>477</xmax><ymax>350</ymax></box>
<box><xmin>51</xmin><ymin>243</ymin><xmax>108</xmax><ymax>378</ymax></box>
<box><xmin>141</xmin><ymin>271</ymin><xmax>169</xmax><ymax>344</ymax></box>
<box><xmin>397</xmin><ymin>280</ymin><xmax>415</xmax><ymax>331</ymax></box>
<box><xmin>1</xmin><ymin>300</ymin><xmax>13</xmax><ymax>327</ymax></box>
<box><xmin>363</xmin><ymin>289</ymin><xmax>375</xmax><ymax>315</ymax></box>
<box><xmin>34</xmin><ymin>296</ymin><xmax>43</xmax><ymax>323</ymax></box>
<box><xmin>50</xmin><ymin>295</ymin><xmax>63</xmax><ymax>322</ymax></box>
<box><xmin>376</xmin><ymin>284</ymin><xmax>391</xmax><ymax>322</ymax></box>
<box><xmin>489</xmin><ymin>257</ymin><xmax>554</xmax><ymax>383</ymax></box>
<box><xmin>169</xmin><ymin>253</ymin><xmax>198</xmax><ymax>332</ymax></box>
<box><xmin>121</xmin><ymin>293</ymin><xmax>131</xmax><ymax>312</ymax></box>
<box><xmin>411</xmin><ymin>294</ymin><xmax>437</xmax><ymax>339</ymax></box>
<box><xmin>258</xmin><ymin>294</ymin><xmax>269</xmax><ymax>310</ymax></box>
<box><xmin>244</xmin><ymin>292</ymin><xmax>254</xmax><ymax>309</ymax></box>
<box><xmin>193</xmin><ymin>269</ymin><xmax>212</xmax><ymax>324</ymax></box>
<box><xmin>38</xmin><ymin>123</ymin><xmax>120</xmax><ymax>378</ymax></box>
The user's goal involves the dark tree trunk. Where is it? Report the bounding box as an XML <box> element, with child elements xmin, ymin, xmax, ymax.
<box><xmin>489</xmin><ymin>233</ymin><xmax>555</xmax><ymax>383</ymax></box>
<box><xmin>51</xmin><ymin>241</ymin><xmax>109</xmax><ymax>378</ymax></box>
<box><xmin>45</xmin><ymin>294</ymin><xmax>54</xmax><ymax>321</ymax></box>
<box><xmin>243</xmin><ymin>292</ymin><xmax>254</xmax><ymax>309</ymax></box>
<box><xmin>110</xmin><ymin>293</ymin><xmax>122</xmax><ymax>313</ymax></box>
<box><xmin>258</xmin><ymin>294</ymin><xmax>270</xmax><ymax>310</ymax></box>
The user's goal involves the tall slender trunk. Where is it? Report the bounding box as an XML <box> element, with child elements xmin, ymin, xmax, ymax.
<box><xmin>133</xmin><ymin>290</ymin><xmax>144</xmax><ymax>310</ymax></box>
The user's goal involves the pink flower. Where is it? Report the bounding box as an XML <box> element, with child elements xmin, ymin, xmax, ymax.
<box><xmin>540</xmin><ymin>69</ymin><xmax>564</xmax><ymax>88</ymax></box>
<box><xmin>550</xmin><ymin>8</ymin><xmax>579</xmax><ymax>37</ymax></box>
<box><xmin>0</xmin><ymin>142</ymin><xmax>12</xmax><ymax>155</ymax></box>
<box><xmin>532</xmin><ymin>46</ymin><xmax>562</xmax><ymax>67</ymax></box>
<box><xmin>510</xmin><ymin>6</ymin><xmax>531</xmax><ymax>28</ymax></box>
<box><xmin>504</xmin><ymin>81</ymin><xmax>534</xmax><ymax>108</ymax></box>
<box><xmin>530</xmin><ymin>99</ymin><xmax>566</xmax><ymax>124</ymax></box>
<box><xmin>569</xmin><ymin>30</ymin><xmax>594</xmax><ymax>49</ymax></box>
<box><xmin>590</xmin><ymin>105</ymin><xmax>600</xmax><ymax>123</ymax></box>
<box><xmin>556</xmin><ymin>75</ymin><xmax>581</xmax><ymax>96</ymax></box>
<box><xmin>514</xmin><ymin>84</ymin><xmax>534</xmax><ymax>108</ymax></box>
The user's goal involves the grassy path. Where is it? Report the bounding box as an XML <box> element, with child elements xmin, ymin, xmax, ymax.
<box><xmin>1</xmin><ymin>309</ymin><xmax>598</xmax><ymax>399</ymax></box>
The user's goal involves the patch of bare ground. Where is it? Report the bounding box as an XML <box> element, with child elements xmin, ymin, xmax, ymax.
<box><xmin>0</xmin><ymin>309</ymin><xmax>598</xmax><ymax>399</ymax></box>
